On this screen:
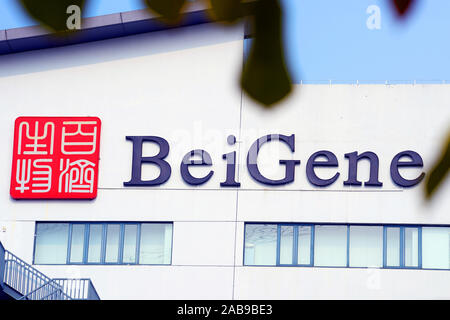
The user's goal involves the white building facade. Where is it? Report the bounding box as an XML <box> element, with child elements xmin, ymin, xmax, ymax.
<box><xmin>0</xmin><ymin>15</ymin><xmax>449</xmax><ymax>299</ymax></box>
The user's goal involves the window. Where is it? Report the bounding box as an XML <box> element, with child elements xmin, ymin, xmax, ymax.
<box><xmin>243</xmin><ymin>223</ymin><xmax>450</xmax><ymax>270</ymax></box>
<box><xmin>139</xmin><ymin>224</ymin><xmax>172</xmax><ymax>265</ymax></box>
<box><xmin>314</xmin><ymin>225</ymin><xmax>347</xmax><ymax>267</ymax></box>
<box><xmin>34</xmin><ymin>222</ymin><xmax>173</xmax><ymax>265</ymax></box>
<box><xmin>244</xmin><ymin>224</ymin><xmax>277</xmax><ymax>266</ymax></box>
<box><xmin>69</xmin><ymin>224</ymin><xmax>85</xmax><ymax>263</ymax></box>
<box><xmin>34</xmin><ymin>223</ymin><xmax>69</xmax><ymax>264</ymax></box>
<box><xmin>87</xmin><ymin>224</ymin><xmax>103</xmax><ymax>263</ymax></box>
<box><xmin>385</xmin><ymin>227</ymin><xmax>400</xmax><ymax>267</ymax></box>
<box><xmin>244</xmin><ymin>224</ymin><xmax>313</xmax><ymax>266</ymax></box>
<box><xmin>384</xmin><ymin>226</ymin><xmax>420</xmax><ymax>268</ymax></box>
<box><xmin>404</xmin><ymin>227</ymin><xmax>419</xmax><ymax>267</ymax></box>
<box><xmin>105</xmin><ymin>224</ymin><xmax>120</xmax><ymax>263</ymax></box>
<box><xmin>422</xmin><ymin>227</ymin><xmax>450</xmax><ymax>269</ymax></box>
<box><xmin>123</xmin><ymin>224</ymin><xmax>138</xmax><ymax>264</ymax></box>
<box><xmin>279</xmin><ymin>226</ymin><xmax>294</xmax><ymax>265</ymax></box>
<box><xmin>297</xmin><ymin>226</ymin><xmax>312</xmax><ymax>265</ymax></box>
<box><xmin>349</xmin><ymin>226</ymin><xmax>383</xmax><ymax>267</ymax></box>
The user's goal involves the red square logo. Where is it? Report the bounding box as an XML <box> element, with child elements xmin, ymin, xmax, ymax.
<box><xmin>10</xmin><ymin>117</ymin><xmax>101</xmax><ymax>199</ymax></box>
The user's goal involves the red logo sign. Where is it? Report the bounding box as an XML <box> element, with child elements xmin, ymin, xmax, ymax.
<box><xmin>10</xmin><ymin>117</ymin><xmax>101</xmax><ymax>199</ymax></box>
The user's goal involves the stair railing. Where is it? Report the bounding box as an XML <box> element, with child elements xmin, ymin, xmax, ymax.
<box><xmin>0</xmin><ymin>242</ymin><xmax>100</xmax><ymax>300</ymax></box>
<box><xmin>53</xmin><ymin>278</ymin><xmax>100</xmax><ymax>300</ymax></box>
<box><xmin>18</xmin><ymin>279</ymin><xmax>72</xmax><ymax>300</ymax></box>
<box><xmin>0</xmin><ymin>242</ymin><xmax>5</xmax><ymax>287</ymax></box>
<box><xmin>2</xmin><ymin>250</ymin><xmax>55</xmax><ymax>296</ymax></box>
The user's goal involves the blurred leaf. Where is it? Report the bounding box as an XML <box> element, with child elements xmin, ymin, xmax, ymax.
<box><xmin>143</xmin><ymin>0</ymin><xmax>187</xmax><ymax>24</ymax></box>
<box><xmin>391</xmin><ymin>0</ymin><xmax>415</xmax><ymax>17</ymax></box>
<box><xmin>19</xmin><ymin>0</ymin><xmax>85</xmax><ymax>33</ymax></box>
<box><xmin>209</xmin><ymin>0</ymin><xmax>243</xmax><ymax>23</ymax></box>
<box><xmin>241</xmin><ymin>0</ymin><xmax>292</xmax><ymax>107</ymax></box>
<box><xmin>425</xmin><ymin>133</ymin><xmax>450</xmax><ymax>200</ymax></box>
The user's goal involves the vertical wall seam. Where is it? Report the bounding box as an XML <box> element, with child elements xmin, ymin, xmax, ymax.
<box><xmin>232</xmin><ymin>27</ymin><xmax>245</xmax><ymax>300</ymax></box>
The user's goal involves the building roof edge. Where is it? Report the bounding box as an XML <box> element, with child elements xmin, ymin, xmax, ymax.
<box><xmin>0</xmin><ymin>5</ymin><xmax>213</xmax><ymax>55</ymax></box>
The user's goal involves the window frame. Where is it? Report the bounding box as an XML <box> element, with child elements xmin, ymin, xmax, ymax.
<box><xmin>421</xmin><ymin>226</ymin><xmax>450</xmax><ymax>270</ymax></box>
<box><xmin>33</xmin><ymin>221</ymin><xmax>173</xmax><ymax>266</ymax></box>
<box><xmin>313</xmin><ymin>224</ymin><xmax>349</xmax><ymax>268</ymax></box>
<box><xmin>244</xmin><ymin>222</ymin><xmax>449</xmax><ymax>270</ymax></box>
<box><xmin>121</xmin><ymin>223</ymin><xmax>140</xmax><ymax>265</ymax></box>
<box><xmin>67</xmin><ymin>222</ymin><xmax>87</xmax><ymax>265</ymax></box>
<box><xmin>243</xmin><ymin>223</ymin><xmax>314</xmax><ymax>267</ymax></box>
<box><xmin>348</xmin><ymin>225</ymin><xmax>384</xmax><ymax>268</ymax></box>
<box><xmin>277</xmin><ymin>224</ymin><xmax>296</xmax><ymax>266</ymax></box>
<box><xmin>383</xmin><ymin>225</ymin><xmax>422</xmax><ymax>269</ymax></box>
<box><xmin>32</xmin><ymin>222</ymin><xmax>70</xmax><ymax>265</ymax></box>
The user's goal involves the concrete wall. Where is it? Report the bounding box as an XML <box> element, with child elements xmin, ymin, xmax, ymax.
<box><xmin>0</xmin><ymin>22</ymin><xmax>449</xmax><ymax>299</ymax></box>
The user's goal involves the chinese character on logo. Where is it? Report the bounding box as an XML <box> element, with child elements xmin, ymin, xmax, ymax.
<box><xmin>58</xmin><ymin>159</ymin><xmax>95</xmax><ymax>193</ymax></box>
<box><xmin>61</xmin><ymin>121</ymin><xmax>98</xmax><ymax>155</ymax></box>
<box><xmin>10</xmin><ymin>117</ymin><xmax>101</xmax><ymax>199</ymax></box>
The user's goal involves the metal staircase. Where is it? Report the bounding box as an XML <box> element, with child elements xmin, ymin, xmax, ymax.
<box><xmin>0</xmin><ymin>242</ymin><xmax>99</xmax><ymax>300</ymax></box>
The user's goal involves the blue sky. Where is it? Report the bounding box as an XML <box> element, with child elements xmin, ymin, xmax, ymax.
<box><xmin>0</xmin><ymin>0</ymin><xmax>449</xmax><ymax>83</ymax></box>
<box><xmin>283</xmin><ymin>0</ymin><xmax>450</xmax><ymax>83</ymax></box>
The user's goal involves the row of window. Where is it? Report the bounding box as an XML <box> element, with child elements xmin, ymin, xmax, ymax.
<box><xmin>33</xmin><ymin>222</ymin><xmax>450</xmax><ymax>270</ymax></box>
<box><xmin>244</xmin><ymin>224</ymin><xmax>450</xmax><ymax>269</ymax></box>
<box><xmin>34</xmin><ymin>223</ymin><xmax>173</xmax><ymax>265</ymax></box>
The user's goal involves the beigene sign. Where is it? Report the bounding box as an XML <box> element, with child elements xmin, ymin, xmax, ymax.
<box><xmin>10</xmin><ymin>117</ymin><xmax>101</xmax><ymax>199</ymax></box>
<box><xmin>9</xmin><ymin>117</ymin><xmax>426</xmax><ymax>200</ymax></box>
<box><xmin>124</xmin><ymin>134</ymin><xmax>425</xmax><ymax>189</ymax></box>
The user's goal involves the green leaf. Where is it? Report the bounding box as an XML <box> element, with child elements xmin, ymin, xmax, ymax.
<box><xmin>143</xmin><ymin>0</ymin><xmax>187</xmax><ymax>24</ymax></box>
<box><xmin>391</xmin><ymin>0</ymin><xmax>415</xmax><ymax>17</ymax></box>
<box><xmin>19</xmin><ymin>0</ymin><xmax>85</xmax><ymax>33</ymax></box>
<box><xmin>209</xmin><ymin>0</ymin><xmax>243</xmax><ymax>23</ymax></box>
<box><xmin>425</xmin><ymin>133</ymin><xmax>450</xmax><ymax>200</ymax></box>
<box><xmin>241</xmin><ymin>0</ymin><xmax>292</xmax><ymax>107</ymax></box>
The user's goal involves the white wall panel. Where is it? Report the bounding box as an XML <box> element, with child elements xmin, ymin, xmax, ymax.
<box><xmin>234</xmin><ymin>267</ymin><xmax>450</xmax><ymax>299</ymax></box>
<box><xmin>172</xmin><ymin>222</ymin><xmax>236</xmax><ymax>266</ymax></box>
<box><xmin>38</xmin><ymin>265</ymin><xmax>234</xmax><ymax>300</ymax></box>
